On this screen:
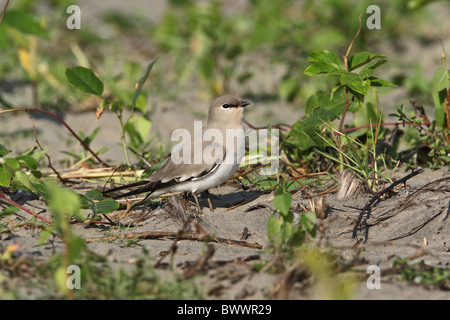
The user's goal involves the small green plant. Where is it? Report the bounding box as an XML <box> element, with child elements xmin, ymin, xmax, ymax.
<box><xmin>391</xmin><ymin>103</ymin><xmax>450</xmax><ymax>168</ymax></box>
<box><xmin>37</xmin><ymin>179</ymin><xmax>86</xmax><ymax>299</ymax></box>
<box><xmin>316</xmin><ymin>116</ymin><xmax>399</xmax><ymax>190</ymax></box>
<box><xmin>281</xmin><ymin>20</ymin><xmax>402</xmax><ymax>188</ymax></box>
<box><xmin>391</xmin><ymin>257</ymin><xmax>450</xmax><ymax>287</ymax></box>
<box><xmin>389</xmin><ymin>51</ymin><xmax>450</xmax><ymax>169</ymax></box>
<box><xmin>0</xmin><ymin>143</ymin><xmax>46</xmax><ymax>190</ymax></box>
<box><xmin>282</xmin><ymin>47</ymin><xmax>396</xmax><ymax>179</ymax></box>
<box><xmin>65</xmin><ymin>59</ymin><xmax>157</xmax><ymax>167</ymax></box>
<box><xmin>432</xmin><ymin>59</ymin><xmax>450</xmax><ymax>132</ymax></box>
<box><xmin>267</xmin><ymin>182</ymin><xmax>316</xmax><ymax>257</ymax></box>
<box><xmin>264</xmin><ymin>183</ymin><xmax>361</xmax><ymax>299</ymax></box>
<box><xmin>79</xmin><ymin>188</ymin><xmax>120</xmax><ymax>221</ymax></box>
<box><xmin>62</xmin><ymin>127</ymin><xmax>108</xmax><ymax>167</ymax></box>
<box><xmin>304</xmin><ymin>48</ymin><xmax>396</xmax><ymax>131</ymax></box>
<box><xmin>29</xmin><ymin>247</ymin><xmax>205</xmax><ymax>299</ymax></box>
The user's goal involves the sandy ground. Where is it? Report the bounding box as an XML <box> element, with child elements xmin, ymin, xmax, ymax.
<box><xmin>1</xmin><ymin>166</ymin><xmax>449</xmax><ymax>299</ymax></box>
<box><xmin>1</xmin><ymin>0</ymin><xmax>450</xmax><ymax>300</ymax></box>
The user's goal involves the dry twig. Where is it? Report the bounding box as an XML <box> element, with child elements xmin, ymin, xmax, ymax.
<box><xmin>352</xmin><ymin>168</ymin><xmax>423</xmax><ymax>240</ymax></box>
<box><xmin>85</xmin><ymin>230</ymin><xmax>263</xmax><ymax>249</ymax></box>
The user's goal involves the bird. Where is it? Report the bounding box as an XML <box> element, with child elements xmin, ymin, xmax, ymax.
<box><xmin>102</xmin><ymin>95</ymin><xmax>250</xmax><ymax>213</ymax></box>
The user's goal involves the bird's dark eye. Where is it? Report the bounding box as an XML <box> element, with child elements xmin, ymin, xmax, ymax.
<box><xmin>221</xmin><ymin>103</ymin><xmax>231</xmax><ymax>109</ymax></box>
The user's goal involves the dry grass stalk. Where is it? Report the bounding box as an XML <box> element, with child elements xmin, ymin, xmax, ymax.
<box><xmin>336</xmin><ymin>171</ymin><xmax>368</xmax><ymax>200</ymax></box>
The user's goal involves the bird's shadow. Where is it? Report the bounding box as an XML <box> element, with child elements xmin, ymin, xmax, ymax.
<box><xmin>195</xmin><ymin>189</ymin><xmax>264</xmax><ymax>210</ymax></box>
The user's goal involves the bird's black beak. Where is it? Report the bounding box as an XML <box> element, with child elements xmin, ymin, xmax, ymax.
<box><xmin>241</xmin><ymin>100</ymin><xmax>250</xmax><ymax>107</ymax></box>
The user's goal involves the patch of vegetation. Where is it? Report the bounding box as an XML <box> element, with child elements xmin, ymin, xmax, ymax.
<box><xmin>0</xmin><ymin>246</ymin><xmax>205</xmax><ymax>299</ymax></box>
<box><xmin>389</xmin><ymin>257</ymin><xmax>450</xmax><ymax>289</ymax></box>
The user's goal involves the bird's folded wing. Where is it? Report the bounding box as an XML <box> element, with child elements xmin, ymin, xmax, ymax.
<box><xmin>102</xmin><ymin>140</ymin><xmax>225</xmax><ymax>197</ymax></box>
<box><xmin>147</xmin><ymin>140</ymin><xmax>225</xmax><ymax>184</ymax></box>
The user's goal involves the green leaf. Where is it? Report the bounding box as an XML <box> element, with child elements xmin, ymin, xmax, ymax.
<box><xmin>359</xmin><ymin>67</ymin><xmax>375</xmax><ymax>79</ymax></box>
<box><xmin>55</xmin><ymin>267</ymin><xmax>68</xmax><ymax>296</ymax></box>
<box><xmin>340</xmin><ymin>71</ymin><xmax>370</xmax><ymax>96</ymax></box>
<box><xmin>326</xmin><ymin>69</ymin><xmax>346</xmax><ymax>77</ymax></box>
<box><xmin>347</xmin><ymin>88</ymin><xmax>365</xmax><ymax>103</ymax></box>
<box><xmin>301</xmin><ymin>211</ymin><xmax>317</xmax><ymax>235</ymax></box>
<box><xmin>84</xmin><ymin>127</ymin><xmax>101</xmax><ymax>146</ymax></box>
<box><xmin>0</xmin><ymin>25</ymin><xmax>8</xmax><ymax>48</ymax></box>
<box><xmin>360</xmin><ymin>59</ymin><xmax>387</xmax><ymax>78</ymax></box>
<box><xmin>306</xmin><ymin>90</ymin><xmax>353</xmax><ymax>116</ymax></box>
<box><xmin>33</xmin><ymin>181</ymin><xmax>51</xmax><ymax>200</ymax></box>
<box><xmin>0</xmin><ymin>206</ymin><xmax>19</xmax><ymax>219</ymax></box>
<box><xmin>348</xmin><ymin>52</ymin><xmax>387</xmax><ymax>71</ymax></box>
<box><xmin>47</xmin><ymin>180</ymin><xmax>83</xmax><ymax>221</ymax></box>
<box><xmin>308</xmin><ymin>50</ymin><xmax>341</xmax><ymax>66</ymax></box>
<box><xmin>19</xmin><ymin>147</ymin><xmax>48</xmax><ymax>165</ymax></box>
<box><xmin>0</xmin><ymin>166</ymin><xmax>13</xmax><ymax>187</ymax></box>
<box><xmin>65</xmin><ymin>66</ymin><xmax>104</xmax><ymax>97</ymax></box>
<box><xmin>286</xmin><ymin>128</ymin><xmax>317</xmax><ymax>151</ymax></box>
<box><xmin>16</xmin><ymin>156</ymin><xmax>38</xmax><ymax>170</ymax></box>
<box><xmin>92</xmin><ymin>198</ymin><xmax>120</xmax><ymax>215</ymax></box>
<box><xmin>68</xmin><ymin>236</ymin><xmax>85</xmax><ymax>264</ymax></box>
<box><xmin>125</xmin><ymin>115</ymin><xmax>152</xmax><ymax>146</ymax></box>
<box><xmin>304</xmin><ymin>50</ymin><xmax>342</xmax><ymax>75</ymax></box>
<box><xmin>12</xmin><ymin>171</ymin><xmax>36</xmax><ymax>192</ymax></box>
<box><xmin>4</xmin><ymin>158</ymin><xmax>20</xmax><ymax>172</ymax></box>
<box><xmin>0</xmin><ymin>158</ymin><xmax>20</xmax><ymax>187</ymax></box>
<box><xmin>304</xmin><ymin>108</ymin><xmax>338</xmax><ymax>143</ymax></box>
<box><xmin>134</xmin><ymin>94</ymin><xmax>147</xmax><ymax>113</ymax></box>
<box><xmin>291</xmin><ymin>229</ymin><xmax>306</xmax><ymax>247</ymax></box>
<box><xmin>288</xmin><ymin>107</ymin><xmax>338</xmax><ymax>150</ymax></box>
<box><xmin>31</xmin><ymin>170</ymin><xmax>42</xmax><ymax>179</ymax></box>
<box><xmin>330</xmin><ymin>84</ymin><xmax>344</xmax><ymax>100</ymax></box>
<box><xmin>3</xmin><ymin>10</ymin><xmax>48</xmax><ymax>38</ymax></box>
<box><xmin>267</xmin><ymin>215</ymin><xmax>280</xmax><ymax>240</ymax></box>
<box><xmin>369</xmin><ymin>77</ymin><xmax>396</xmax><ymax>87</ymax></box>
<box><xmin>432</xmin><ymin>68</ymin><xmax>449</xmax><ymax>129</ymax></box>
<box><xmin>81</xmin><ymin>189</ymin><xmax>120</xmax><ymax>216</ymax></box>
<box><xmin>0</xmin><ymin>144</ymin><xmax>10</xmax><ymax>157</ymax></box>
<box><xmin>84</xmin><ymin>189</ymin><xmax>104</xmax><ymax>201</ymax></box>
<box><xmin>273</xmin><ymin>192</ymin><xmax>292</xmax><ymax>217</ymax></box>
<box><xmin>132</xmin><ymin>59</ymin><xmax>157</xmax><ymax>112</ymax></box>
<box><xmin>20</xmin><ymin>146</ymin><xmax>37</xmax><ymax>157</ymax></box>
<box><xmin>110</xmin><ymin>101</ymin><xmax>123</xmax><ymax>114</ymax></box>
<box><xmin>280</xmin><ymin>222</ymin><xmax>294</xmax><ymax>244</ymax></box>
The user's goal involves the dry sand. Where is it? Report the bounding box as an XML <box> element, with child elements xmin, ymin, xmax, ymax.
<box><xmin>1</xmin><ymin>166</ymin><xmax>449</xmax><ymax>299</ymax></box>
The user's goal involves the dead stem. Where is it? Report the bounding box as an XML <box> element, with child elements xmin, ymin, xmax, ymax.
<box><xmin>0</xmin><ymin>107</ymin><xmax>110</xmax><ymax>167</ymax></box>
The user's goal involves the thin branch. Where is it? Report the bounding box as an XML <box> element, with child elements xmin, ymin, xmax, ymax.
<box><xmin>26</xmin><ymin>111</ymin><xmax>64</xmax><ymax>181</ymax></box>
<box><xmin>0</xmin><ymin>190</ymin><xmax>52</xmax><ymax>222</ymax></box>
<box><xmin>85</xmin><ymin>230</ymin><xmax>263</xmax><ymax>249</ymax></box>
<box><xmin>352</xmin><ymin>168</ymin><xmax>423</xmax><ymax>240</ymax></box>
<box><xmin>182</xmin><ymin>245</ymin><xmax>215</xmax><ymax>279</ymax></box>
<box><xmin>388</xmin><ymin>211</ymin><xmax>443</xmax><ymax>241</ymax></box>
<box><xmin>244</xmin><ymin>120</ymin><xmax>291</xmax><ymax>132</ymax></box>
<box><xmin>438</xmin><ymin>200</ymin><xmax>450</xmax><ymax>232</ymax></box>
<box><xmin>338</xmin><ymin>14</ymin><xmax>362</xmax><ymax>138</ymax></box>
<box><xmin>0</xmin><ymin>107</ymin><xmax>110</xmax><ymax>167</ymax></box>
<box><xmin>0</xmin><ymin>0</ymin><xmax>9</xmax><ymax>26</ymax></box>
<box><xmin>340</xmin><ymin>121</ymin><xmax>413</xmax><ymax>133</ymax></box>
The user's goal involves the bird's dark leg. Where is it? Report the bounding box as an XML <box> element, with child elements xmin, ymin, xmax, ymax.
<box><xmin>204</xmin><ymin>190</ymin><xmax>214</xmax><ymax>212</ymax></box>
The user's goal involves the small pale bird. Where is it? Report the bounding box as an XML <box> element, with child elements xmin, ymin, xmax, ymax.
<box><xmin>102</xmin><ymin>95</ymin><xmax>250</xmax><ymax>213</ymax></box>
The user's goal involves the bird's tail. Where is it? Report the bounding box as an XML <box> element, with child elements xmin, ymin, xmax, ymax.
<box><xmin>102</xmin><ymin>180</ymin><xmax>152</xmax><ymax>199</ymax></box>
